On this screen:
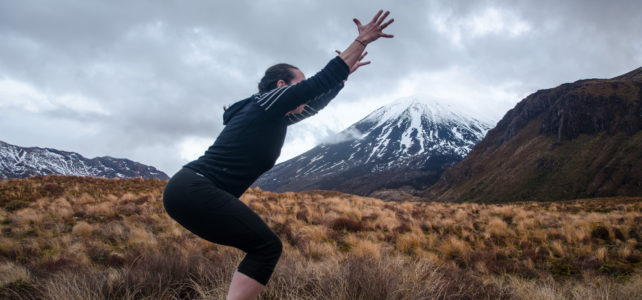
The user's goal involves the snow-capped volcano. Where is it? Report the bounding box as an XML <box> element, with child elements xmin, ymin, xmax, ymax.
<box><xmin>0</xmin><ymin>140</ymin><xmax>168</xmax><ymax>180</ymax></box>
<box><xmin>253</xmin><ymin>98</ymin><xmax>492</xmax><ymax>196</ymax></box>
<box><xmin>345</xmin><ymin>97</ymin><xmax>488</xmax><ymax>163</ymax></box>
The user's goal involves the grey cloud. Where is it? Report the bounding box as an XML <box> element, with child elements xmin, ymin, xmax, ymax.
<box><xmin>322</xmin><ymin>127</ymin><xmax>364</xmax><ymax>145</ymax></box>
<box><xmin>1</xmin><ymin>0</ymin><xmax>641</xmax><ymax>175</ymax></box>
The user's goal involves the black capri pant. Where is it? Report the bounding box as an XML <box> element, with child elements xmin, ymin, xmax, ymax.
<box><xmin>162</xmin><ymin>167</ymin><xmax>282</xmax><ymax>285</ymax></box>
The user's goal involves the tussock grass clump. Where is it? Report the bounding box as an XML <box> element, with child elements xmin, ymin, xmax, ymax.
<box><xmin>330</xmin><ymin>217</ymin><xmax>364</xmax><ymax>232</ymax></box>
<box><xmin>0</xmin><ymin>176</ymin><xmax>640</xmax><ymax>299</ymax></box>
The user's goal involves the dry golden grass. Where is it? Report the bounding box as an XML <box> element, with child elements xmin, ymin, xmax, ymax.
<box><xmin>0</xmin><ymin>176</ymin><xmax>640</xmax><ymax>299</ymax></box>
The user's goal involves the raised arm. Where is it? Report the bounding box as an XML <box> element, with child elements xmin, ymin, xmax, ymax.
<box><xmin>256</xmin><ymin>10</ymin><xmax>394</xmax><ymax>117</ymax></box>
<box><xmin>285</xmin><ymin>83</ymin><xmax>344</xmax><ymax>125</ymax></box>
<box><xmin>255</xmin><ymin>57</ymin><xmax>349</xmax><ymax>117</ymax></box>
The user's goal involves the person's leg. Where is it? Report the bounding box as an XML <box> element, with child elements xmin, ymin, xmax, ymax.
<box><xmin>163</xmin><ymin>168</ymin><xmax>282</xmax><ymax>298</ymax></box>
<box><xmin>227</xmin><ymin>271</ymin><xmax>264</xmax><ymax>300</ymax></box>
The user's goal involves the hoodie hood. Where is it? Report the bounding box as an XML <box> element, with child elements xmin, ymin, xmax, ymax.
<box><xmin>222</xmin><ymin>97</ymin><xmax>252</xmax><ymax>125</ymax></box>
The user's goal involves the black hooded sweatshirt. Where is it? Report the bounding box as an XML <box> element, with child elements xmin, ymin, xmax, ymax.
<box><xmin>184</xmin><ymin>56</ymin><xmax>349</xmax><ymax>197</ymax></box>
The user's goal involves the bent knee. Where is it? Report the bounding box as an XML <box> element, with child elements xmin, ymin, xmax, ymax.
<box><xmin>263</xmin><ymin>235</ymin><xmax>283</xmax><ymax>260</ymax></box>
<box><xmin>238</xmin><ymin>236</ymin><xmax>283</xmax><ymax>285</ymax></box>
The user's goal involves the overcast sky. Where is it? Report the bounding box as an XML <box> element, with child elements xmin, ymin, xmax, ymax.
<box><xmin>1</xmin><ymin>0</ymin><xmax>641</xmax><ymax>176</ymax></box>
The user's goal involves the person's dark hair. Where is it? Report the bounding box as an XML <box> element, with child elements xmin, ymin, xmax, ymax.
<box><xmin>258</xmin><ymin>63</ymin><xmax>299</xmax><ymax>93</ymax></box>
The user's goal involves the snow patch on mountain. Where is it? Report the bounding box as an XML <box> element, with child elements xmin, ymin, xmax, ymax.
<box><xmin>327</xmin><ymin>97</ymin><xmax>490</xmax><ymax>162</ymax></box>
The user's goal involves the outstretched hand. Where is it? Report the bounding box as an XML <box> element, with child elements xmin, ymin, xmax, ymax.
<box><xmin>335</xmin><ymin>50</ymin><xmax>370</xmax><ymax>74</ymax></box>
<box><xmin>337</xmin><ymin>10</ymin><xmax>394</xmax><ymax>77</ymax></box>
<box><xmin>354</xmin><ymin>10</ymin><xmax>394</xmax><ymax>44</ymax></box>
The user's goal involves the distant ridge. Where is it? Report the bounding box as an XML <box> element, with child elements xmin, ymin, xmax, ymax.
<box><xmin>0</xmin><ymin>140</ymin><xmax>169</xmax><ymax>180</ymax></box>
<box><xmin>611</xmin><ymin>66</ymin><xmax>642</xmax><ymax>80</ymax></box>
<box><xmin>423</xmin><ymin>66</ymin><xmax>642</xmax><ymax>203</ymax></box>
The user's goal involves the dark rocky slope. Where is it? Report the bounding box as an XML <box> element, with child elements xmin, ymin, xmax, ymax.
<box><xmin>423</xmin><ymin>67</ymin><xmax>642</xmax><ymax>203</ymax></box>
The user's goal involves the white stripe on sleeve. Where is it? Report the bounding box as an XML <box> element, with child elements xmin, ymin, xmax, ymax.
<box><xmin>264</xmin><ymin>86</ymin><xmax>292</xmax><ymax>110</ymax></box>
<box><xmin>257</xmin><ymin>86</ymin><xmax>286</xmax><ymax>106</ymax></box>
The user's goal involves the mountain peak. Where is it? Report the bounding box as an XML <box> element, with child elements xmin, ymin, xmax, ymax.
<box><xmin>254</xmin><ymin>97</ymin><xmax>492</xmax><ymax>196</ymax></box>
<box><xmin>352</xmin><ymin>97</ymin><xmax>490</xmax><ymax>159</ymax></box>
<box><xmin>363</xmin><ymin>97</ymin><xmax>471</xmax><ymax>126</ymax></box>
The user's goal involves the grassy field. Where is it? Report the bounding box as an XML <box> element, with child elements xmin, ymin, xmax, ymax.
<box><xmin>0</xmin><ymin>175</ymin><xmax>640</xmax><ymax>299</ymax></box>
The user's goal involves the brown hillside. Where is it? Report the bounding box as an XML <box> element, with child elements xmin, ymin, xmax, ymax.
<box><xmin>1</xmin><ymin>176</ymin><xmax>641</xmax><ymax>299</ymax></box>
<box><xmin>423</xmin><ymin>67</ymin><xmax>642</xmax><ymax>203</ymax></box>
